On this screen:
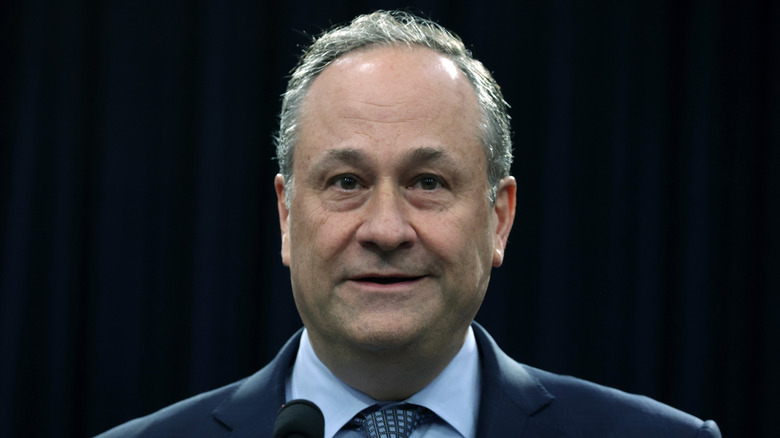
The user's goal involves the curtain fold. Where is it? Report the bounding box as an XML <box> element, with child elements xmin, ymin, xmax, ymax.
<box><xmin>1</xmin><ymin>1</ymin><xmax>777</xmax><ymax>436</ymax></box>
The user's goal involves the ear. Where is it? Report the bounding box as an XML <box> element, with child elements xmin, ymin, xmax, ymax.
<box><xmin>492</xmin><ymin>176</ymin><xmax>517</xmax><ymax>267</ymax></box>
<box><xmin>275</xmin><ymin>174</ymin><xmax>291</xmax><ymax>267</ymax></box>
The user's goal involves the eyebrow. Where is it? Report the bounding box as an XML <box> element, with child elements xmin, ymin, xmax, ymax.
<box><xmin>319</xmin><ymin>148</ymin><xmax>369</xmax><ymax>168</ymax></box>
<box><xmin>407</xmin><ymin>147</ymin><xmax>444</xmax><ymax>164</ymax></box>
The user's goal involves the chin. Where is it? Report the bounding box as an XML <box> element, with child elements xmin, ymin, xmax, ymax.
<box><xmin>345</xmin><ymin>319</ymin><xmax>429</xmax><ymax>352</ymax></box>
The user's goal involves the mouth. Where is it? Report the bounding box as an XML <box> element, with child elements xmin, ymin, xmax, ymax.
<box><xmin>348</xmin><ymin>273</ymin><xmax>427</xmax><ymax>287</ymax></box>
<box><xmin>356</xmin><ymin>276</ymin><xmax>424</xmax><ymax>285</ymax></box>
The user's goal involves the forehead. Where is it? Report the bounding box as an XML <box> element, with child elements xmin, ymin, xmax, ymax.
<box><xmin>322</xmin><ymin>45</ymin><xmax>465</xmax><ymax>92</ymax></box>
<box><xmin>309</xmin><ymin>46</ymin><xmax>474</xmax><ymax>107</ymax></box>
<box><xmin>296</xmin><ymin>46</ymin><xmax>483</xmax><ymax>162</ymax></box>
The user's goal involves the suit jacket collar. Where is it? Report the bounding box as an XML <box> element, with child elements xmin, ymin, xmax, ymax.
<box><xmin>212</xmin><ymin>330</ymin><xmax>303</xmax><ymax>437</ymax></box>
<box><xmin>211</xmin><ymin>324</ymin><xmax>559</xmax><ymax>437</ymax></box>
<box><xmin>472</xmin><ymin>322</ymin><xmax>563</xmax><ymax>437</ymax></box>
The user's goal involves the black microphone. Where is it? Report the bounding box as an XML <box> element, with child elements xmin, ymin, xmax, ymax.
<box><xmin>272</xmin><ymin>399</ymin><xmax>325</xmax><ymax>438</ymax></box>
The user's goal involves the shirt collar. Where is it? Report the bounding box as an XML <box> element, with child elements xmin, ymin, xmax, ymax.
<box><xmin>405</xmin><ymin>326</ymin><xmax>480</xmax><ymax>437</ymax></box>
<box><xmin>287</xmin><ymin>326</ymin><xmax>481</xmax><ymax>438</ymax></box>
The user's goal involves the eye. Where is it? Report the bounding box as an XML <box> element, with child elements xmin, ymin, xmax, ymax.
<box><xmin>411</xmin><ymin>175</ymin><xmax>445</xmax><ymax>191</ymax></box>
<box><xmin>331</xmin><ymin>174</ymin><xmax>364</xmax><ymax>191</ymax></box>
<box><xmin>419</xmin><ymin>176</ymin><xmax>439</xmax><ymax>190</ymax></box>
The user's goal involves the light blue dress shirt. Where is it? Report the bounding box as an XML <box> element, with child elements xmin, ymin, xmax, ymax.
<box><xmin>286</xmin><ymin>326</ymin><xmax>481</xmax><ymax>438</ymax></box>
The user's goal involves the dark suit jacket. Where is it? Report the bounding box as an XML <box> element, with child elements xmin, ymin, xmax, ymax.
<box><xmin>96</xmin><ymin>322</ymin><xmax>721</xmax><ymax>437</ymax></box>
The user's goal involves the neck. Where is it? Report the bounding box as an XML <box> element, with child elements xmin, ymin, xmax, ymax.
<box><xmin>308</xmin><ymin>329</ymin><xmax>468</xmax><ymax>401</ymax></box>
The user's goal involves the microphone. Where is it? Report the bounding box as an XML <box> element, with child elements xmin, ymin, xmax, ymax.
<box><xmin>272</xmin><ymin>399</ymin><xmax>325</xmax><ymax>438</ymax></box>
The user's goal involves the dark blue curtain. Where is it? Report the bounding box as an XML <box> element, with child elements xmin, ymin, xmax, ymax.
<box><xmin>1</xmin><ymin>1</ymin><xmax>777</xmax><ymax>436</ymax></box>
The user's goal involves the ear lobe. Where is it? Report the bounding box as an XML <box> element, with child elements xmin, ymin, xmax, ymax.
<box><xmin>492</xmin><ymin>176</ymin><xmax>517</xmax><ymax>267</ymax></box>
<box><xmin>275</xmin><ymin>174</ymin><xmax>292</xmax><ymax>267</ymax></box>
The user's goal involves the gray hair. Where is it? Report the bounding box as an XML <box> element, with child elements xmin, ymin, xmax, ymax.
<box><xmin>275</xmin><ymin>10</ymin><xmax>512</xmax><ymax>204</ymax></box>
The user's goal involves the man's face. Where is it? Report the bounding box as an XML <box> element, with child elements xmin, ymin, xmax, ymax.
<box><xmin>275</xmin><ymin>46</ymin><xmax>515</xmax><ymax>358</ymax></box>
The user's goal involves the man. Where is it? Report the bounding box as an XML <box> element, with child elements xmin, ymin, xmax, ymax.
<box><xmin>97</xmin><ymin>10</ymin><xmax>721</xmax><ymax>437</ymax></box>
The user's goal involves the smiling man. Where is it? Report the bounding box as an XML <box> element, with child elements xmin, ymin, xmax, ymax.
<box><xmin>97</xmin><ymin>10</ymin><xmax>721</xmax><ymax>438</ymax></box>
<box><xmin>275</xmin><ymin>43</ymin><xmax>513</xmax><ymax>407</ymax></box>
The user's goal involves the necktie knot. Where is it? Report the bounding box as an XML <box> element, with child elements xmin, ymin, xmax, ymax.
<box><xmin>352</xmin><ymin>404</ymin><xmax>431</xmax><ymax>438</ymax></box>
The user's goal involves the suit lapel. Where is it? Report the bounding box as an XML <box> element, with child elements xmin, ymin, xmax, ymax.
<box><xmin>473</xmin><ymin>323</ymin><xmax>565</xmax><ymax>437</ymax></box>
<box><xmin>209</xmin><ymin>325</ymin><xmax>563</xmax><ymax>437</ymax></box>
<box><xmin>211</xmin><ymin>330</ymin><xmax>303</xmax><ymax>437</ymax></box>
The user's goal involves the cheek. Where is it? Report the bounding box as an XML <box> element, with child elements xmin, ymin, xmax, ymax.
<box><xmin>289</xmin><ymin>199</ymin><xmax>327</xmax><ymax>244</ymax></box>
<box><xmin>420</xmin><ymin>207</ymin><xmax>494</xmax><ymax>268</ymax></box>
<box><xmin>288</xmin><ymin>205</ymin><xmax>355</xmax><ymax>266</ymax></box>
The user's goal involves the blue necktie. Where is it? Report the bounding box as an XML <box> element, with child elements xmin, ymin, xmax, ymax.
<box><xmin>353</xmin><ymin>405</ymin><xmax>431</xmax><ymax>438</ymax></box>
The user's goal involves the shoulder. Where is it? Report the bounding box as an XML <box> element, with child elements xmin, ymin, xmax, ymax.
<box><xmin>525</xmin><ymin>365</ymin><xmax>721</xmax><ymax>437</ymax></box>
<box><xmin>94</xmin><ymin>380</ymin><xmax>245</xmax><ymax>437</ymax></box>
<box><xmin>472</xmin><ymin>322</ymin><xmax>721</xmax><ymax>437</ymax></box>
<box><xmin>94</xmin><ymin>330</ymin><xmax>303</xmax><ymax>438</ymax></box>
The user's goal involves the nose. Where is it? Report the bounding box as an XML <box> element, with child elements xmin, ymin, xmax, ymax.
<box><xmin>355</xmin><ymin>182</ymin><xmax>416</xmax><ymax>252</ymax></box>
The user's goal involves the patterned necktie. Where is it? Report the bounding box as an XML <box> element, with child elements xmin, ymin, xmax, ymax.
<box><xmin>352</xmin><ymin>404</ymin><xmax>431</xmax><ymax>438</ymax></box>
